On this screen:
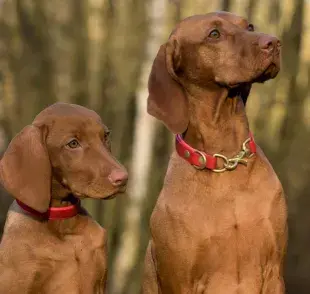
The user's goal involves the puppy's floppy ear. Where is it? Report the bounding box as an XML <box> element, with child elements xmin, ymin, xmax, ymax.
<box><xmin>147</xmin><ymin>39</ymin><xmax>189</xmax><ymax>134</ymax></box>
<box><xmin>0</xmin><ymin>125</ymin><xmax>51</xmax><ymax>213</ymax></box>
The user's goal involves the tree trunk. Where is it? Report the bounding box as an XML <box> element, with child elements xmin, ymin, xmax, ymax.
<box><xmin>109</xmin><ymin>0</ymin><xmax>166</xmax><ymax>292</ymax></box>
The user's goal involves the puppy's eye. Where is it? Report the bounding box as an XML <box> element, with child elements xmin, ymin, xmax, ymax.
<box><xmin>208</xmin><ymin>29</ymin><xmax>221</xmax><ymax>39</ymax></box>
<box><xmin>67</xmin><ymin>139</ymin><xmax>80</xmax><ymax>149</ymax></box>
<box><xmin>248</xmin><ymin>24</ymin><xmax>254</xmax><ymax>32</ymax></box>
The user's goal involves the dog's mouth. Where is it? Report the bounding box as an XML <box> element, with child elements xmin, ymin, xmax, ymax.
<box><xmin>103</xmin><ymin>185</ymin><xmax>127</xmax><ymax>200</ymax></box>
<box><xmin>104</xmin><ymin>193</ymin><xmax>118</xmax><ymax>200</ymax></box>
<box><xmin>225</xmin><ymin>60</ymin><xmax>279</xmax><ymax>105</ymax></box>
<box><xmin>252</xmin><ymin>62</ymin><xmax>279</xmax><ymax>83</ymax></box>
<box><xmin>227</xmin><ymin>62</ymin><xmax>279</xmax><ymax>89</ymax></box>
<box><xmin>81</xmin><ymin>183</ymin><xmax>127</xmax><ymax>200</ymax></box>
<box><xmin>252</xmin><ymin>52</ymin><xmax>280</xmax><ymax>83</ymax></box>
<box><xmin>71</xmin><ymin>186</ymin><xmax>127</xmax><ymax>200</ymax></box>
<box><xmin>59</xmin><ymin>177</ymin><xmax>127</xmax><ymax>200</ymax></box>
<box><xmin>226</xmin><ymin>51</ymin><xmax>280</xmax><ymax>88</ymax></box>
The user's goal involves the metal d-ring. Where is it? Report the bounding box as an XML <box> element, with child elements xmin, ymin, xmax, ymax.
<box><xmin>192</xmin><ymin>150</ymin><xmax>207</xmax><ymax>170</ymax></box>
<box><xmin>212</xmin><ymin>153</ymin><xmax>229</xmax><ymax>173</ymax></box>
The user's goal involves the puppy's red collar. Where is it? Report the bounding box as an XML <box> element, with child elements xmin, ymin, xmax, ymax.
<box><xmin>176</xmin><ymin>132</ymin><xmax>256</xmax><ymax>172</ymax></box>
<box><xmin>16</xmin><ymin>198</ymin><xmax>80</xmax><ymax>220</ymax></box>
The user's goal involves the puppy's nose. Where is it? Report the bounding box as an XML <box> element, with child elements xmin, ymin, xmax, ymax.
<box><xmin>259</xmin><ymin>35</ymin><xmax>280</xmax><ymax>53</ymax></box>
<box><xmin>108</xmin><ymin>169</ymin><xmax>128</xmax><ymax>187</ymax></box>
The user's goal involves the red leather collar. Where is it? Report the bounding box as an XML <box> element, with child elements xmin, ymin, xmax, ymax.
<box><xmin>16</xmin><ymin>198</ymin><xmax>80</xmax><ymax>220</ymax></box>
<box><xmin>176</xmin><ymin>132</ymin><xmax>256</xmax><ymax>172</ymax></box>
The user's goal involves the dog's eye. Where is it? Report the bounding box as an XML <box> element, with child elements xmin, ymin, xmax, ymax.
<box><xmin>208</xmin><ymin>29</ymin><xmax>221</xmax><ymax>39</ymax></box>
<box><xmin>67</xmin><ymin>139</ymin><xmax>80</xmax><ymax>149</ymax></box>
<box><xmin>248</xmin><ymin>24</ymin><xmax>254</xmax><ymax>31</ymax></box>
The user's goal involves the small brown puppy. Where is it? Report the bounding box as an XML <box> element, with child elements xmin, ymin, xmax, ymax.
<box><xmin>142</xmin><ymin>11</ymin><xmax>287</xmax><ymax>294</ymax></box>
<box><xmin>0</xmin><ymin>103</ymin><xmax>128</xmax><ymax>294</ymax></box>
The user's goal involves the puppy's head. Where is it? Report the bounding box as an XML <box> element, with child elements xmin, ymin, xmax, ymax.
<box><xmin>0</xmin><ymin>102</ymin><xmax>128</xmax><ymax>213</ymax></box>
<box><xmin>147</xmin><ymin>11</ymin><xmax>281</xmax><ymax>133</ymax></box>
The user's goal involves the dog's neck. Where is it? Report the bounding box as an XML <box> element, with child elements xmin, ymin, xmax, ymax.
<box><xmin>183</xmin><ymin>85</ymin><xmax>250</xmax><ymax>157</ymax></box>
<box><xmin>50</xmin><ymin>178</ymin><xmax>78</xmax><ymax>207</ymax></box>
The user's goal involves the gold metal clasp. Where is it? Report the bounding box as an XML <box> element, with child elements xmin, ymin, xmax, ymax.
<box><xmin>225</xmin><ymin>151</ymin><xmax>248</xmax><ymax>171</ymax></box>
<box><xmin>212</xmin><ymin>137</ymin><xmax>255</xmax><ymax>173</ymax></box>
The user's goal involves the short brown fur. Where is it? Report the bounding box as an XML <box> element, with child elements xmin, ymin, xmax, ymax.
<box><xmin>0</xmin><ymin>102</ymin><xmax>128</xmax><ymax>293</ymax></box>
<box><xmin>143</xmin><ymin>12</ymin><xmax>287</xmax><ymax>294</ymax></box>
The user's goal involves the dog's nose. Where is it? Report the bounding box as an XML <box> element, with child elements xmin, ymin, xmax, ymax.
<box><xmin>108</xmin><ymin>169</ymin><xmax>128</xmax><ymax>187</ymax></box>
<box><xmin>259</xmin><ymin>35</ymin><xmax>280</xmax><ymax>53</ymax></box>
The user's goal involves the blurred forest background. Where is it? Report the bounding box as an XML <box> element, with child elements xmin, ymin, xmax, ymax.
<box><xmin>0</xmin><ymin>0</ymin><xmax>309</xmax><ymax>293</ymax></box>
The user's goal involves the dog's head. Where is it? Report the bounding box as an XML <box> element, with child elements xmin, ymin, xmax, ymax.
<box><xmin>0</xmin><ymin>102</ymin><xmax>128</xmax><ymax>212</ymax></box>
<box><xmin>148</xmin><ymin>11</ymin><xmax>281</xmax><ymax>133</ymax></box>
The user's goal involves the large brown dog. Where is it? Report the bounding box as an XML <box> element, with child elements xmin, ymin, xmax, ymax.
<box><xmin>0</xmin><ymin>103</ymin><xmax>128</xmax><ymax>293</ymax></box>
<box><xmin>142</xmin><ymin>11</ymin><xmax>287</xmax><ymax>294</ymax></box>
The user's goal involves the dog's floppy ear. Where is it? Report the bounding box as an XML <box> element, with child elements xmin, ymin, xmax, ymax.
<box><xmin>147</xmin><ymin>39</ymin><xmax>189</xmax><ymax>134</ymax></box>
<box><xmin>0</xmin><ymin>125</ymin><xmax>51</xmax><ymax>212</ymax></box>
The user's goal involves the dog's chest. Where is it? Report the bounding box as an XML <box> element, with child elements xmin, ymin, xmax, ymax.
<box><xmin>32</xmin><ymin>223</ymin><xmax>107</xmax><ymax>293</ymax></box>
<box><xmin>44</xmin><ymin>248</ymin><xmax>106</xmax><ymax>293</ymax></box>
<box><xmin>151</xmin><ymin>176</ymin><xmax>284</xmax><ymax>291</ymax></box>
